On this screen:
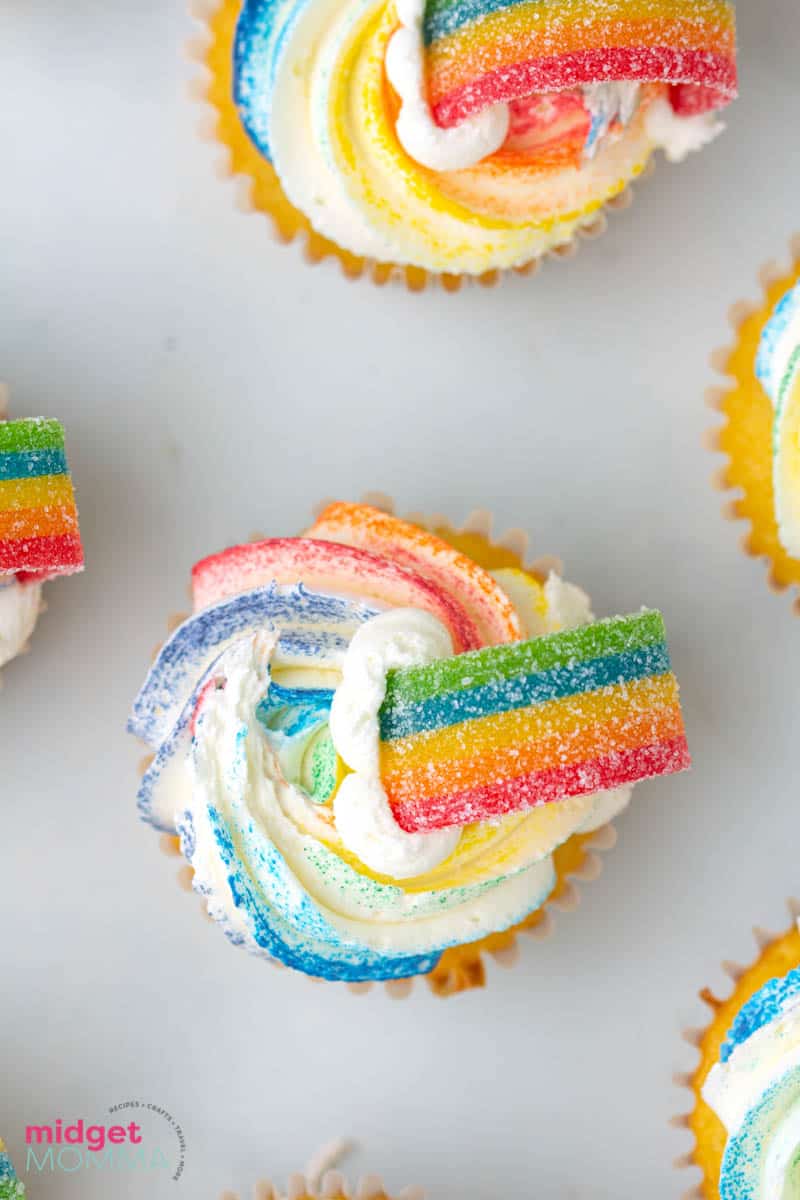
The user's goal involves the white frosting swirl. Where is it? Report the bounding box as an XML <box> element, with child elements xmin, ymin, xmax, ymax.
<box><xmin>385</xmin><ymin>0</ymin><xmax>509</xmax><ymax>171</ymax></box>
<box><xmin>644</xmin><ymin>97</ymin><xmax>724</xmax><ymax>163</ymax></box>
<box><xmin>0</xmin><ymin>579</ymin><xmax>42</xmax><ymax>670</ymax></box>
<box><xmin>330</xmin><ymin>607</ymin><xmax>461</xmax><ymax>876</ymax></box>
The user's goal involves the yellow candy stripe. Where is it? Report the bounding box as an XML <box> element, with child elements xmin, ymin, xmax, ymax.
<box><xmin>381</xmin><ymin>673</ymin><xmax>679</xmax><ymax>776</ymax></box>
<box><xmin>0</xmin><ymin>473</ymin><xmax>75</xmax><ymax>510</ymax></box>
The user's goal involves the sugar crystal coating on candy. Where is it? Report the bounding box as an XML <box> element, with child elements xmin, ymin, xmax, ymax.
<box><xmin>0</xmin><ymin>418</ymin><xmax>83</xmax><ymax>578</ymax></box>
<box><xmin>307</xmin><ymin>502</ymin><xmax>522</xmax><ymax>646</ymax></box>
<box><xmin>423</xmin><ymin>0</ymin><xmax>738</xmax><ymax>129</ymax></box>
<box><xmin>191</xmin><ymin>536</ymin><xmax>485</xmax><ymax>651</ymax></box>
<box><xmin>378</xmin><ymin>610</ymin><xmax>689</xmax><ymax>831</ymax></box>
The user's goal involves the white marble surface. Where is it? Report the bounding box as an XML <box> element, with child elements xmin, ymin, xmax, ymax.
<box><xmin>1</xmin><ymin>1</ymin><xmax>799</xmax><ymax>1196</ymax></box>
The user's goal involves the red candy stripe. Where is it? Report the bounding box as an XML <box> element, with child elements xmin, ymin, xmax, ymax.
<box><xmin>390</xmin><ymin>736</ymin><xmax>691</xmax><ymax>832</ymax></box>
<box><xmin>433</xmin><ymin>46</ymin><xmax>737</xmax><ymax>128</ymax></box>
<box><xmin>0</xmin><ymin>532</ymin><xmax>84</xmax><ymax>575</ymax></box>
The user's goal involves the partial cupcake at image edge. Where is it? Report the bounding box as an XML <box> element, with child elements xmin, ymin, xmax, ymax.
<box><xmin>130</xmin><ymin>497</ymin><xmax>690</xmax><ymax>996</ymax></box>
<box><xmin>0</xmin><ymin>388</ymin><xmax>84</xmax><ymax>682</ymax></box>
<box><xmin>221</xmin><ymin>1142</ymin><xmax>423</xmax><ymax>1200</ymax></box>
<box><xmin>189</xmin><ymin>0</ymin><xmax>738</xmax><ymax>288</ymax></box>
<box><xmin>0</xmin><ymin>1137</ymin><xmax>25</xmax><ymax>1199</ymax></box>
<box><xmin>675</xmin><ymin>899</ymin><xmax>800</xmax><ymax>1200</ymax></box>
<box><xmin>707</xmin><ymin>238</ymin><xmax>800</xmax><ymax>609</ymax></box>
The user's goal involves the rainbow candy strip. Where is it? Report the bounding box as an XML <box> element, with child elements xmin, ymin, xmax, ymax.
<box><xmin>378</xmin><ymin>610</ymin><xmax>689</xmax><ymax>832</ymax></box>
<box><xmin>0</xmin><ymin>419</ymin><xmax>83</xmax><ymax>577</ymax></box>
<box><xmin>423</xmin><ymin>0</ymin><xmax>738</xmax><ymax>129</ymax></box>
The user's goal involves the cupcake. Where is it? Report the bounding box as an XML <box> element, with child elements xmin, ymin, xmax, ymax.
<box><xmin>0</xmin><ymin>398</ymin><xmax>84</xmax><ymax>680</ymax></box>
<box><xmin>129</xmin><ymin>499</ymin><xmax>689</xmax><ymax>993</ymax></box>
<box><xmin>678</xmin><ymin>903</ymin><xmax>800</xmax><ymax>1199</ymax></box>
<box><xmin>195</xmin><ymin>0</ymin><xmax>737</xmax><ymax>286</ymax></box>
<box><xmin>709</xmin><ymin>245</ymin><xmax>800</xmax><ymax>606</ymax></box>
<box><xmin>0</xmin><ymin>1138</ymin><xmax>25</xmax><ymax>1200</ymax></box>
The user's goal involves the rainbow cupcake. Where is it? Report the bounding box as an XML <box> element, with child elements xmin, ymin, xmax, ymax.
<box><xmin>0</xmin><ymin>395</ymin><xmax>84</xmax><ymax>680</ymax></box>
<box><xmin>0</xmin><ymin>1138</ymin><xmax>25</xmax><ymax>1200</ymax></box>
<box><xmin>708</xmin><ymin>240</ymin><xmax>800</xmax><ymax>608</ymax></box>
<box><xmin>194</xmin><ymin>0</ymin><xmax>737</xmax><ymax>286</ymax></box>
<box><xmin>677</xmin><ymin>902</ymin><xmax>800</xmax><ymax>1199</ymax></box>
<box><xmin>130</xmin><ymin>498</ymin><xmax>689</xmax><ymax>994</ymax></box>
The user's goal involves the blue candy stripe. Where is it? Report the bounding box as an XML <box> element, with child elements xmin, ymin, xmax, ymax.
<box><xmin>423</xmin><ymin>0</ymin><xmax>547</xmax><ymax>46</ymax></box>
<box><xmin>0</xmin><ymin>447</ymin><xmax>67</xmax><ymax>480</ymax></box>
<box><xmin>379</xmin><ymin>642</ymin><xmax>671</xmax><ymax>741</ymax></box>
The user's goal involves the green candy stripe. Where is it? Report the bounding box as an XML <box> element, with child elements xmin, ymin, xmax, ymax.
<box><xmin>0</xmin><ymin>417</ymin><xmax>65</xmax><ymax>454</ymax></box>
<box><xmin>383</xmin><ymin>610</ymin><xmax>666</xmax><ymax>707</ymax></box>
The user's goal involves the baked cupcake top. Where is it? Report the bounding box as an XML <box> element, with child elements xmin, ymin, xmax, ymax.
<box><xmin>756</xmin><ymin>281</ymin><xmax>800</xmax><ymax>559</ymax></box>
<box><xmin>702</xmin><ymin>930</ymin><xmax>800</xmax><ymax>1199</ymax></box>
<box><xmin>130</xmin><ymin>502</ymin><xmax>688</xmax><ymax>983</ymax></box>
<box><xmin>0</xmin><ymin>1138</ymin><xmax>25</xmax><ymax>1200</ymax></box>
<box><xmin>228</xmin><ymin>0</ymin><xmax>737</xmax><ymax>273</ymax></box>
<box><xmin>0</xmin><ymin>415</ymin><xmax>84</xmax><ymax>671</ymax></box>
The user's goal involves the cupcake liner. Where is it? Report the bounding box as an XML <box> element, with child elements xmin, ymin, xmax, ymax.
<box><xmin>219</xmin><ymin>1140</ymin><xmax>424</xmax><ymax>1200</ymax></box>
<box><xmin>672</xmin><ymin>897</ymin><xmax>800</xmax><ymax>1200</ymax></box>
<box><xmin>141</xmin><ymin>493</ymin><xmax>621</xmax><ymax>996</ymax></box>
<box><xmin>706</xmin><ymin>236</ymin><xmax>800</xmax><ymax>610</ymax></box>
<box><xmin>220</xmin><ymin>1174</ymin><xmax>422</xmax><ymax>1199</ymax></box>
<box><xmin>187</xmin><ymin>0</ymin><xmax>650</xmax><ymax>292</ymax></box>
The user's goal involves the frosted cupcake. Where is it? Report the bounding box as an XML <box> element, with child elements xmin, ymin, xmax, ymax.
<box><xmin>130</xmin><ymin>500</ymin><xmax>689</xmax><ymax>993</ymax></box>
<box><xmin>679</xmin><ymin>904</ymin><xmax>800</xmax><ymax>1199</ymax></box>
<box><xmin>709</xmin><ymin>247</ymin><xmax>800</xmax><ymax>606</ymax></box>
<box><xmin>0</xmin><ymin>400</ymin><xmax>84</xmax><ymax>679</ymax></box>
<box><xmin>0</xmin><ymin>1138</ymin><xmax>25</xmax><ymax>1200</ymax></box>
<box><xmin>196</xmin><ymin>0</ymin><xmax>737</xmax><ymax>284</ymax></box>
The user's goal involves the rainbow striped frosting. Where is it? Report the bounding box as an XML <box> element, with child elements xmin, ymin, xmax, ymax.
<box><xmin>425</xmin><ymin>0</ymin><xmax>738</xmax><ymax>129</ymax></box>
<box><xmin>0</xmin><ymin>1138</ymin><xmax>24</xmax><ymax>1200</ymax></box>
<box><xmin>0</xmin><ymin>419</ymin><xmax>83</xmax><ymax>579</ymax></box>
<box><xmin>379</xmin><ymin>610</ymin><xmax>689</xmax><ymax>832</ymax></box>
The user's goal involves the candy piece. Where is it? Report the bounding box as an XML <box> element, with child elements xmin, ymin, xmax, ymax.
<box><xmin>191</xmin><ymin>537</ymin><xmax>483</xmax><ymax>651</ymax></box>
<box><xmin>308</xmin><ymin>502</ymin><xmax>522</xmax><ymax>645</ymax></box>
<box><xmin>378</xmin><ymin>610</ymin><xmax>689</xmax><ymax>832</ymax></box>
<box><xmin>423</xmin><ymin>0</ymin><xmax>738</xmax><ymax>130</ymax></box>
<box><xmin>0</xmin><ymin>418</ymin><xmax>83</xmax><ymax>578</ymax></box>
<box><xmin>0</xmin><ymin>1137</ymin><xmax>25</xmax><ymax>1198</ymax></box>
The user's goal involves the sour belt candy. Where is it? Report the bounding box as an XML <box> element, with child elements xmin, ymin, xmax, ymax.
<box><xmin>0</xmin><ymin>418</ymin><xmax>83</xmax><ymax>578</ymax></box>
<box><xmin>378</xmin><ymin>609</ymin><xmax>689</xmax><ymax>832</ymax></box>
